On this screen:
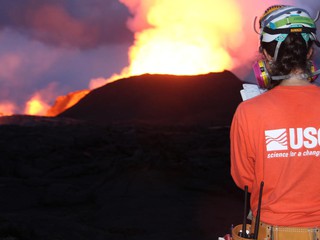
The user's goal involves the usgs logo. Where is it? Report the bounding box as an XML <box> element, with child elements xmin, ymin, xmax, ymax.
<box><xmin>265</xmin><ymin>127</ymin><xmax>320</xmax><ymax>151</ymax></box>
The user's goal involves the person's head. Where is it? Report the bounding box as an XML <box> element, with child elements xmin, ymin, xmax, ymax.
<box><xmin>256</xmin><ymin>5</ymin><xmax>320</xmax><ymax>88</ymax></box>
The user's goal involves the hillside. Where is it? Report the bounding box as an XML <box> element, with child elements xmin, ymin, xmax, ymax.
<box><xmin>58</xmin><ymin>71</ymin><xmax>243</xmax><ymax>126</ymax></box>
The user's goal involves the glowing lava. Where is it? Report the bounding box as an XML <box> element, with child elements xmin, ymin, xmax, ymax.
<box><xmin>118</xmin><ymin>0</ymin><xmax>242</xmax><ymax>76</ymax></box>
<box><xmin>0</xmin><ymin>102</ymin><xmax>16</xmax><ymax>116</ymax></box>
<box><xmin>24</xmin><ymin>93</ymin><xmax>50</xmax><ymax>116</ymax></box>
<box><xmin>46</xmin><ymin>89</ymin><xmax>90</xmax><ymax>117</ymax></box>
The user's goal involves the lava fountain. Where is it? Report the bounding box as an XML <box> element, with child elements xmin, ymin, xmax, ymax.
<box><xmin>90</xmin><ymin>0</ymin><xmax>243</xmax><ymax>89</ymax></box>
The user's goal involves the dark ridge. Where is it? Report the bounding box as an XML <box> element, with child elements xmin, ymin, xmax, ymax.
<box><xmin>58</xmin><ymin>71</ymin><xmax>243</xmax><ymax>126</ymax></box>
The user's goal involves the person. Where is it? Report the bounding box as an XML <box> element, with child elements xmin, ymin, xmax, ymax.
<box><xmin>230</xmin><ymin>5</ymin><xmax>320</xmax><ymax>240</ymax></box>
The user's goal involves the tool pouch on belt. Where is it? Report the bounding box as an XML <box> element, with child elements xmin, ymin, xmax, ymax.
<box><xmin>231</xmin><ymin>224</ymin><xmax>253</xmax><ymax>240</ymax></box>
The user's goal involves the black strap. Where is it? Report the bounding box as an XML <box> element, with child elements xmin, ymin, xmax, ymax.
<box><xmin>263</xmin><ymin>26</ymin><xmax>316</xmax><ymax>35</ymax></box>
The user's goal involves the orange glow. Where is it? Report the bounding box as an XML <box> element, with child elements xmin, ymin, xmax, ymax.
<box><xmin>0</xmin><ymin>102</ymin><xmax>16</xmax><ymax>116</ymax></box>
<box><xmin>25</xmin><ymin>93</ymin><xmax>50</xmax><ymax>116</ymax></box>
<box><xmin>118</xmin><ymin>0</ymin><xmax>243</xmax><ymax>77</ymax></box>
<box><xmin>46</xmin><ymin>89</ymin><xmax>90</xmax><ymax>116</ymax></box>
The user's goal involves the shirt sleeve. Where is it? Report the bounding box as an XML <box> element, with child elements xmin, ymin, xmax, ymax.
<box><xmin>230</xmin><ymin>105</ymin><xmax>255</xmax><ymax>192</ymax></box>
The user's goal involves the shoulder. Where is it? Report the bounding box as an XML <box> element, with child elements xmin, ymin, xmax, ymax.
<box><xmin>233</xmin><ymin>89</ymin><xmax>276</xmax><ymax>122</ymax></box>
<box><xmin>237</xmin><ymin>90</ymin><xmax>270</xmax><ymax>110</ymax></box>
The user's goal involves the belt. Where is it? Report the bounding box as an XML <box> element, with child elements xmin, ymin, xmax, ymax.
<box><xmin>253</xmin><ymin>218</ymin><xmax>320</xmax><ymax>240</ymax></box>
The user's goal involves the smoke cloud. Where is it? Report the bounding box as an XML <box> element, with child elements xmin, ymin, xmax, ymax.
<box><xmin>0</xmin><ymin>0</ymin><xmax>133</xmax><ymax>49</ymax></box>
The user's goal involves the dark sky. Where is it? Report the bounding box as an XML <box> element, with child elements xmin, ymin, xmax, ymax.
<box><xmin>0</xmin><ymin>0</ymin><xmax>319</xmax><ymax>115</ymax></box>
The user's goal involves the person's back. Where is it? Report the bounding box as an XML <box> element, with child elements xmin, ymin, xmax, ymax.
<box><xmin>230</xmin><ymin>5</ymin><xmax>320</xmax><ymax>240</ymax></box>
<box><xmin>232</xmin><ymin>84</ymin><xmax>320</xmax><ymax>226</ymax></box>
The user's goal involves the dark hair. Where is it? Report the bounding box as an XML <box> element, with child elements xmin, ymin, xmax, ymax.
<box><xmin>261</xmin><ymin>33</ymin><xmax>313</xmax><ymax>88</ymax></box>
<box><xmin>261</xmin><ymin>33</ymin><xmax>313</xmax><ymax>87</ymax></box>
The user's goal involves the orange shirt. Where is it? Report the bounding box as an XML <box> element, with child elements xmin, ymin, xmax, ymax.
<box><xmin>230</xmin><ymin>84</ymin><xmax>320</xmax><ymax>227</ymax></box>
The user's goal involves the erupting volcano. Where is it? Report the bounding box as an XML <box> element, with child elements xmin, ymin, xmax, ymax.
<box><xmin>90</xmin><ymin>0</ymin><xmax>243</xmax><ymax>87</ymax></box>
<box><xmin>50</xmin><ymin>0</ymin><xmax>245</xmax><ymax>116</ymax></box>
<box><xmin>0</xmin><ymin>0</ymin><xmax>282</xmax><ymax>117</ymax></box>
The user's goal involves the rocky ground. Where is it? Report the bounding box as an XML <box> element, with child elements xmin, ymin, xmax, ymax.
<box><xmin>0</xmin><ymin>116</ymin><xmax>244</xmax><ymax>240</ymax></box>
